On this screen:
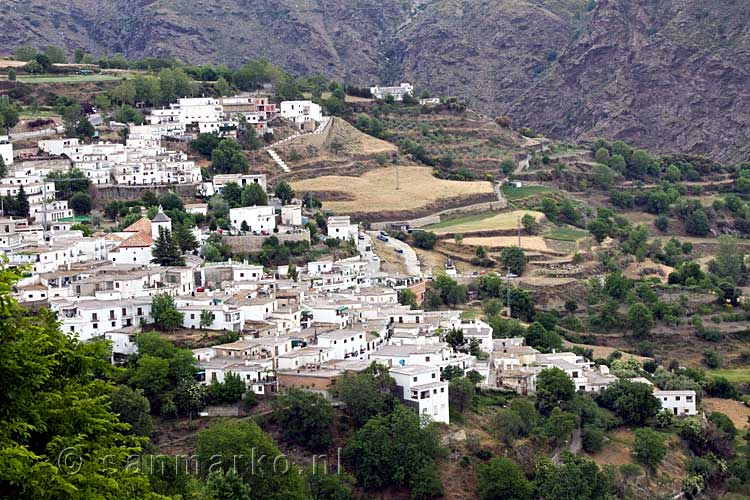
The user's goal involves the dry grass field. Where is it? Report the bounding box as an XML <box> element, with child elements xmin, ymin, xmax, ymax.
<box><xmin>292</xmin><ymin>166</ymin><xmax>493</xmax><ymax>213</ymax></box>
<box><xmin>425</xmin><ymin>210</ymin><xmax>544</xmax><ymax>234</ymax></box>
<box><xmin>460</xmin><ymin>235</ymin><xmax>553</xmax><ymax>252</ymax></box>
<box><xmin>703</xmin><ymin>397</ymin><xmax>750</xmax><ymax>429</ymax></box>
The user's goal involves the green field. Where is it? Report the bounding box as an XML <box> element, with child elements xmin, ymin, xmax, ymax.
<box><xmin>544</xmin><ymin>226</ymin><xmax>590</xmax><ymax>242</ymax></box>
<box><xmin>17</xmin><ymin>74</ymin><xmax>124</xmax><ymax>84</ymax></box>
<box><xmin>501</xmin><ymin>183</ymin><xmax>554</xmax><ymax>200</ymax></box>
<box><xmin>424</xmin><ymin>210</ymin><xmax>545</xmax><ymax>234</ymax></box>
<box><xmin>708</xmin><ymin>369</ymin><xmax>750</xmax><ymax>383</ymax></box>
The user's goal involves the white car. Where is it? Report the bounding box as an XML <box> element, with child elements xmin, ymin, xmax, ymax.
<box><xmin>372</xmin><ymin>255</ymin><xmax>380</xmax><ymax>261</ymax></box>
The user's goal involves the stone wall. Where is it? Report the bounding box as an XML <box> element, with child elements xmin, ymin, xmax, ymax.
<box><xmin>224</xmin><ymin>230</ymin><xmax>310</xmax><ymax>254</ymax></box>
<box><xmin>94</xmin><ymin>183</ymin><xmax>199</xmax><ymax>201</ymax></box>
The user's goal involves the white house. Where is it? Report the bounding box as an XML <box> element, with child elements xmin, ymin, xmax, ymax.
<box><xmin>230</xmin><ymin>205</ymin><xmax>275</xmax><ymax>234</ymax></box>
<box><xmin>654</xmin><ymin>390</ymin><xmax>697</xmax><ymax>416</ymax></box>
<box><xmin>277</xmin><ymin>345</ymin><xmax>333</xmax><ymax>371</ymax></box>
<box><xmin>327</xmin><ymin>216</ymin><xmax>354</xmax><ymax>241</ymax></box>
<box><xmin>0</xmin><ymin>135</ymin><xmax>13</xmax><ymax>166</ymax></box>
<box><xmin>316</xmin><ymin>329</ymin><xmax>373</xmax><ymax>360</ymax></box>
<box><xmin>369</xmin><ymin>83</ymin><xmax>414</xmax><ymax>101</ymax></box>
<box><xmin>180</xmin><ymin>304</ymin><xmax>244</xmax><ymax>332</ymax></box>
<box><xmin>279</xmin><ymin>101</ymin><xmax>323</xmax><ymax>125</ymax></box>
<box><xmin>281</xmin><ymin>205</ymin><xmax>302</xmax><ymax>226</ymax></box>
<box><xmin>390</xmin><ymin>364</ymin><xmax>449</xmax><ymax>424</ymax></box>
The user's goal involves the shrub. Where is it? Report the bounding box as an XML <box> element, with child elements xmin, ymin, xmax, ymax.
<box><xmin>582</xmin><ymin>425</ymin><xmax>605</xmax><ymax>453</ymax></box>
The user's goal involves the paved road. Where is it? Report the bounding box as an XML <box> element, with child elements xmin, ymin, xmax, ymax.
<box><xmin>367</xmin><ymin>231</ymin><xmax>421</xmax><ymax>276</ymax></box>
<box><xmin>10</xmin><ymin>126</ymin><xmax>64</xmax><ymax>140</ymax></box>
<box><xmin>357</xmin><ymin>231</ymin><xmax>381</xmax><ymax>275</ymax></box>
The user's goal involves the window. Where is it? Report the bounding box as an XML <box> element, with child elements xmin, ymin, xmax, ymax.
<box><xmin>413</xmin><ymin>376</ymin><xmax>418</xmax><ymax>382</ymax></box>
<box><xmin>426</xmin><ymin>356</ymin><xmax>430</xmax><ymax>362</ymax></box>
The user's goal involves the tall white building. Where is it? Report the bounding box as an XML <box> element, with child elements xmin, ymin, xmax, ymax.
<box><xmin>390</xmin><ymin>364</ymin><xmax>450</xmax><ymax>424</ymax></box>
<box><xmin>279</xmin><ymin>101</ymin><xmax>323</xmax><ymax>125</ymax></box>
<box><xmin>229</xmin><ymin>205</ymin><xmax>276</xmax><ymax>234</ymax></box>
<box><xmin>0</xmin><ymin>135</ymin><xmax>13</xmax><ymax>166</ymax></box>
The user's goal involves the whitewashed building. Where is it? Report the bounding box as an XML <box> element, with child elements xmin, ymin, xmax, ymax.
<box><xmin>229</xmin><ymin>205</ymin><xmax>276</xmax><ymax>234</ymax></box>
<box><xmin>654</xmin><ymin>390</ymin><xmax>697</xmax><ymax>416</ymax></box>
<box><xmin>390</xmin><ymin>364</ymin><xmax>449</xmax><ymax>424</ymax></box>
<box><xmin>279</xmin><ymin>100</ymin><xmax>323</xmax><ymax>125</ymax></box>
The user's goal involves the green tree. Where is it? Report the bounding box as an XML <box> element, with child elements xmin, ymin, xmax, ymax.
<box><xmin>709</xmin><ymin>236</ymin><xmax>743</xmax><ymax>283</ymax></box>
<box><xmin>596</xmin><ymin>380</ymin><xmax>660</xmax><ymax>425</ymax></box>
<box><xmin>207</xmin><ymin>372</ymin><xmax>246</xmax><ymax>404</ymax></box>
<box><xmin>151</xmin><ymin>293</ymin><xmax>184</xmax><ymax>331</ymax></box>
<box><xmin>399</xmin><ymin>289</ymin><xmax>418</xmax><ymax>309</ymax></box>
<box><xmin>0</xmin><ymin>99</ymin><xmax>20</xmax><ymax>133</ymax></box>
<box><xmin>535</xmin><ymin>453</ymin><xmax>614</xmax><ymax>499</ymax></box>
<box><xmin>633</xmin><ymin>428</ymin><xmax>667</xmax><ymax>470</ymax></box>
<box><xmin>627</xmin><ymin>302</ymin><xmax>654</xmax><ymax>338</ymax></box>
<box><xmin>685</xmin><ymin>208</ymin><xmax>710</xmax><ymax>236</ymax></box>
<box><xmin>7</xmin><ymin>69</ymin><xmax>16</xmax><ymax>82</ymax></box>
<box><xmin>413</xmin><ymin>230</ymin><xmax>438</xmax><ymax>250</ymax></box>
<box><xmin>110</xmin><ymin>385</ymin><xmax>153</xmax><ymax>436</ymax></box>
<box><xmin>330</xmin><ymin>362</ymin><xmax>396</xmax><ymax>426</ymax></box>
<box><xmin>275</xmin><ymin>181</ymin><xmax>296</xmax><ymax>205</ymax></box>
<box><xmin>199</xmin><ymin>310</ymin><xmax>215</xmax><ymax>329</ymax></box>
<box><xmin>44</xmin><ymin>45</ymin><xmax>67</xmax><ymax>64</ymax></box>
<box><xmin>442</xmin><ymin>365</ymin><xmax>464</xmax><ymax>381</ymax></box>
<box><xmin>492</xmin><ymin>408</ymin><xmax>524</xmax><ymax>445</ymax></box>
<box><xmin>536</xmin><ymin>367</ymin><xmax>575</xmax><ymax>414</ymax></box>
<box><xmin>594</xmin><ymin>147</ymin><xmax>610</xmax><ymax>165</ymax></box>
<box><xmin>305</xmin><ymin>469</ymin><xmax>355</xmax><ymax>500</ymax></box>
<box><xmin>172</xmin><ymin>223</ymin><xmax>198</xmax><ymax>253</ymax></box>
<box><xmin>0</xmin><ymin>266</ymin><xmax>157</xmax><ymax>498</ymax></box>
<box><xmin>73</xmin><ymin>48</ymin><xmax>85</xmax><ymax>64</ymax></box>
<box><xmin>151</xmin><ymin>227</ymin><xmax>185</xmax><ymax>266</ymax></box>
<box><xmin>195</xmin><ymin>419</ymin><xmax>306</xmax><ymax>499</ymax></box>
<box><xmin>173</xmin><ymin>379</ymin><xmax>207</xmax><ymax>418</ymax></box>
<box><xmin>544</xmin><ymin>407</ymin><xmax>578</xmax><ymax>445</ymax></box>
<box><xmin>74</xmin><ymin>116</ymin><xmax>95</xmax><ymax>140</ymax></box>
<box><xmin>500</xmin><ymin>246</ymin><xmax>526</xmax><ymax>275</ymax></box>
<box><xmin>449</xmin><ymin>376</ymin><xmax>475</xmax><ymax>413</ymax></box>
<box><xmin>212</xmin><ymin>138</ymin><xmax>248</xmax><ymax>174</ymax></box>
<box><xmin>47</xmin><ymin>169</ymin><xmax>91</xmax><ymax>200</ymax></box>
<box><xmin>445</xmin><ymin>328</ymin><xmax>465</xmax><ymax>350</ymax></box>
<box><xmin>0</xmin><ymin>155</ymin><xmax>6</xmax><ymax>178</ymax></box>
<box><xmin>478</xmin><ymin>457</ymin><xmax>533</xmax><ymax>500</ymax></box>
<box><xmin>69</xmin><ymin>191</ymin><xmax>93</xmax><ymax>215</ymax></box>
<box><xmin>13</xmin><ymin>45</ymin><xmax>38</xmax><ymax>61</ymax></box>
<box><xmin>203</xmin><ymin>469</ymin><xmax>252</xmax><ymax>500</ymax></box>
<box><xmin>273</xmin><ymin>388</ymin><xmax>334</xmax><ymax>450</ymax></box>
<box><xmin>525</xmin><ymin>321</ymin><xmax>562</xmax><ymax>353</ymax></box>
<box><xmin>190</xmin><ymin>132</ymin><xmax>221</xmax><ymax>156</ymax></box>
<box><xmin>241</xmin><ymin>183</ymin><xmax>267</xmax><ymax>206</ymax></box>
<box><xmin>344</xmin><ymin>405</ymin><xmax>443</xmax><ymax>495</ymax></box>
<box><xmin>15</xmin><ymin>186</ymin><xmax>29</xmax><ymax>217</ymax></box>
<box><xmin>521</xmin><ymin>213</ymin><xmax>539</xmax><ymax>234</ymax></box>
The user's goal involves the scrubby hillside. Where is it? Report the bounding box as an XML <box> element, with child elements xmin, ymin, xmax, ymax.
<box><xmin>3</xmin><ymin>0</ymin><xmax>750</xmax><ymax>160</ymax></box>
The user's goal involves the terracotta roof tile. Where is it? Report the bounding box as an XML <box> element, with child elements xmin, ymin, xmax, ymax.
<box><xmin>119</xmin><ymin>232</ymin><xmax>154</xmax><ymax>248</ymax></box>
<box><xmin>123</xmin><ymin>217</ymin><xmax>152</xmax><ymax>234</ymax></box>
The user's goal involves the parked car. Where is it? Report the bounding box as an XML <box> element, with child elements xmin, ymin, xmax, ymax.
<box><xmin>377</xmin><ymin>234</ymin><xmax>389</xmax><ymax>242</ymax></box>
<box><xmin>395</xmin><ymin>248</ymin><xmax>404</xmax><ymax>254</ymax></box>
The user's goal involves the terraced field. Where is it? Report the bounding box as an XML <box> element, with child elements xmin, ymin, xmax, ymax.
<box><xmin>291</xmin><ymin>165</ymin><xmax>494</xmax><ymax>214</ymax></box>
<box><xmin>425</xmin><ymin>210</ymin><xmax>544</xmax><ymax>234</ymax></box>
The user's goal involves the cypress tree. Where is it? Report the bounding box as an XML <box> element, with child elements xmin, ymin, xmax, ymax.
<box><xmin>151</xmin><ymin>227</ymin><xmax>185</xmax><ymax>266</ymax></box>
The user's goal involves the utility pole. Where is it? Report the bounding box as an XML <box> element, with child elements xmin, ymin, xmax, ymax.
<box><xmin>506</xmin><ymin>265</ymin><xmax>511</xmax><ymax>318</ymax></box>
<box><xmin>42</xmin><ymin>181</ymin><xmax>48</xmax><ymax>240</ymax></box>
<box><xmin>517</xmin><ymin>216</ymin><xmax>521</xmax><ymax>247</ymax></box>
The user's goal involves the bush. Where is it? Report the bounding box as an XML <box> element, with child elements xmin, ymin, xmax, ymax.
<box><xmin>582</xmin><ymin>425</ymin><xmax>605</xmax><ymax>453</ymax></box>
<box><xmin>633</xmin><ymin>428</ymin><xmax>667</xmax><ymax>470</ymax></box>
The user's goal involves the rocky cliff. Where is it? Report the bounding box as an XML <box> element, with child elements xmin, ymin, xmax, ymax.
<box><xmin>2</xmin><ymin>0</ymin><xmax>749</xmax><ymax>161</ymax></box>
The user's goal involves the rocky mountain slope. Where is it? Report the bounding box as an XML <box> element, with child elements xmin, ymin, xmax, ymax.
<box><xmin>2</xmin><ymin>0</ymin><xmax>749</xmax><ymax>161</ymax></box>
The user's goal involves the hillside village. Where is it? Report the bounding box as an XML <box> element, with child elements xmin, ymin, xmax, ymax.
<box><xmin>2</xmin><ymin>47</ymin><xmax>750</xmax><ymax>500</ymax></box>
